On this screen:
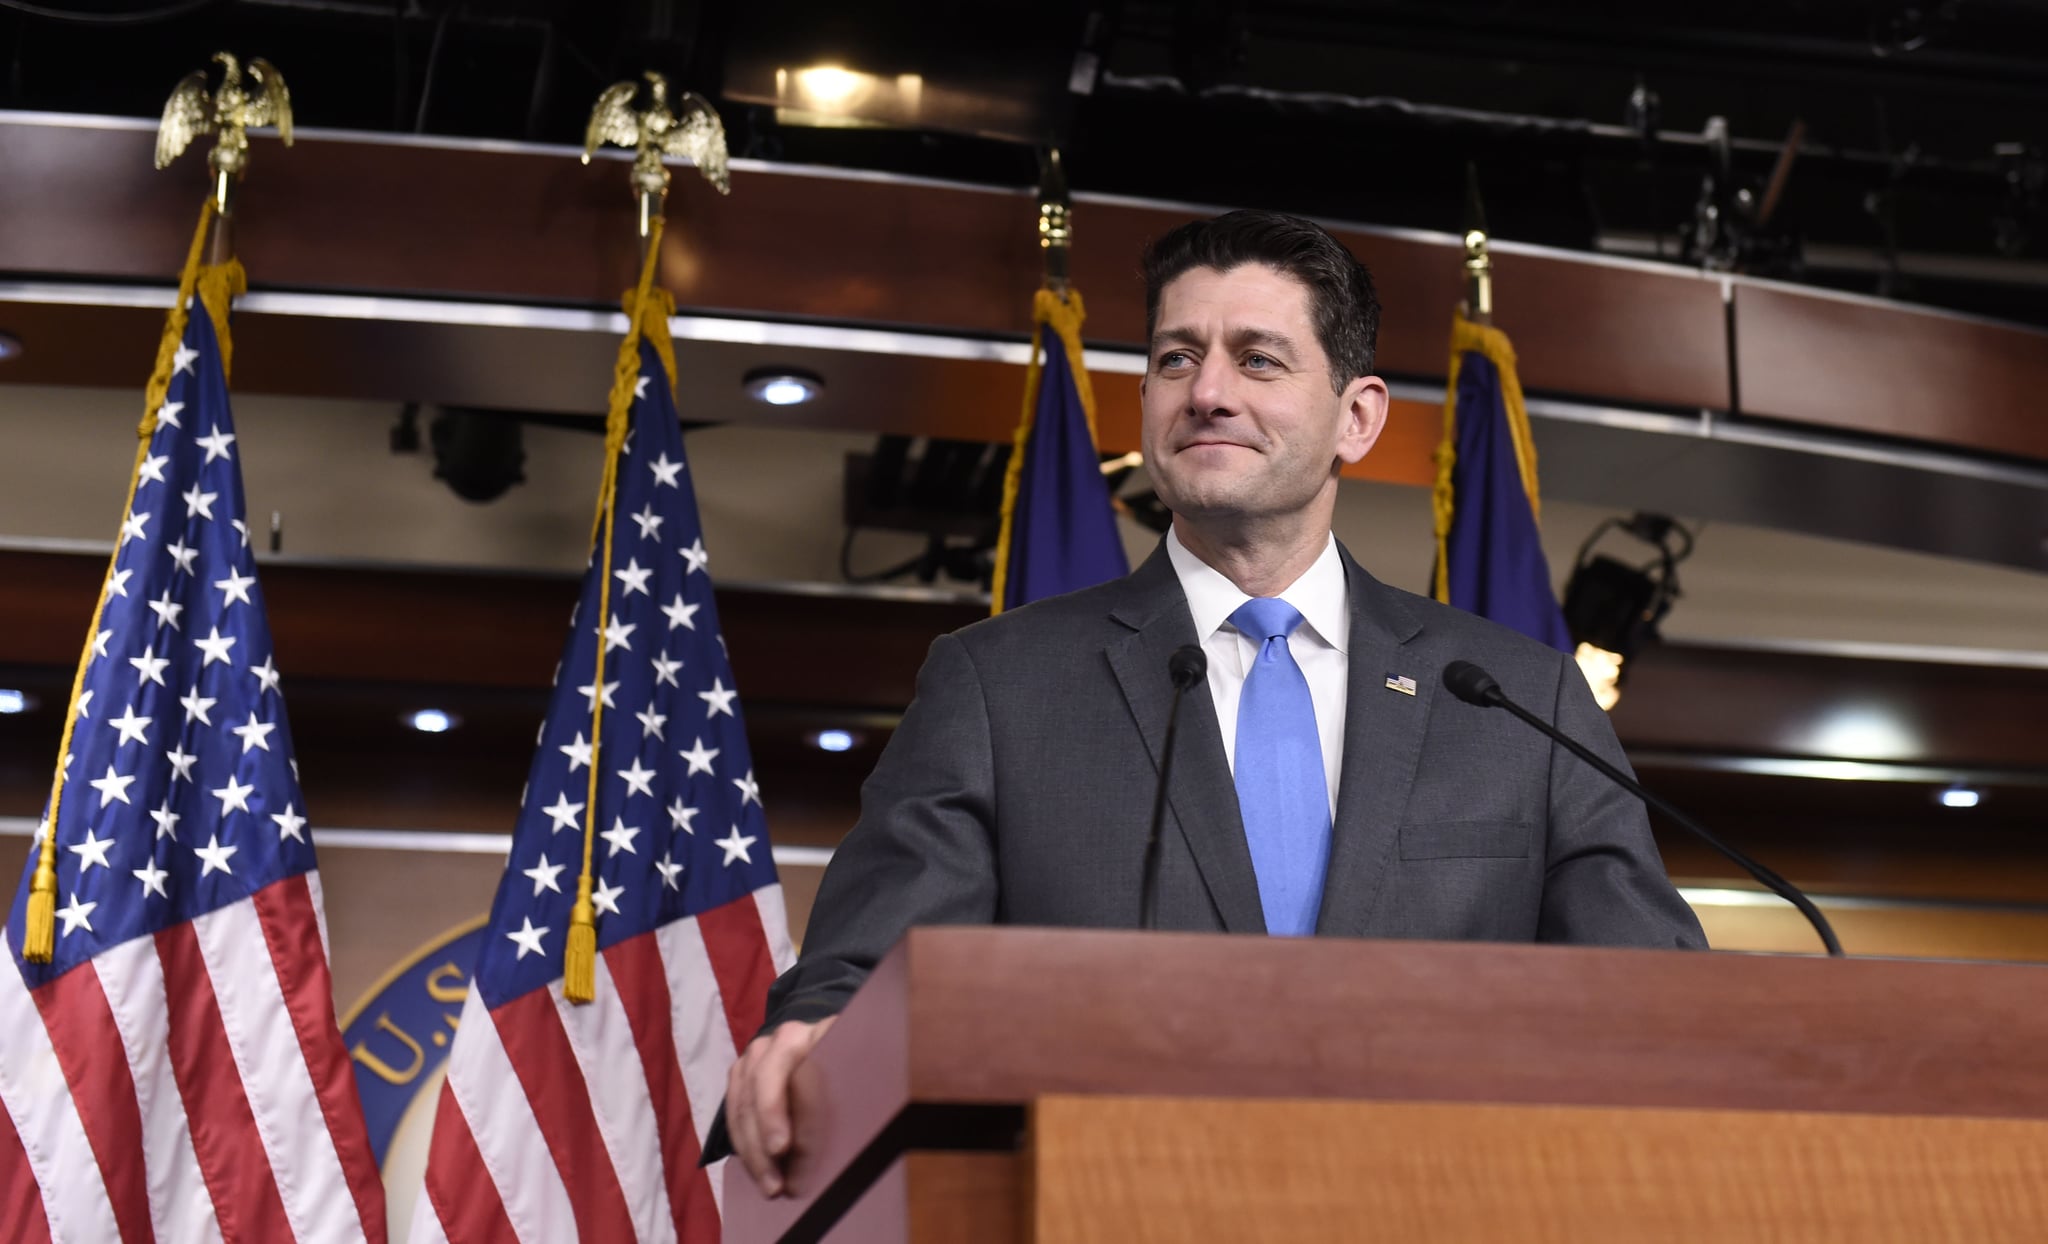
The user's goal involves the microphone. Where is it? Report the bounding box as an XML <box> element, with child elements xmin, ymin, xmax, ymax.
<box><xmin>1141</xmin><ymin>645</ymin><xmax>1207</xmax><ymax>930</ymax></box>
<box><xmin>1441</xmin><ymin>660</ymin><xmax>1844</xmax><ymax>957</ymax></box>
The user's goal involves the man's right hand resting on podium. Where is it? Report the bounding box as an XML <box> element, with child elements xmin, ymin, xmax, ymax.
<box><xmin>725</xmin><ymin>1016</ymin><xmax>837</xmax><ymax>1197</ymax></box>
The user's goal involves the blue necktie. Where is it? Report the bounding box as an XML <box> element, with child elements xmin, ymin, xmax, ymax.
<box><xmin>1228</xmin><ymin>598</ymin><xmax>1332</xmax><ymax>937</ymax></box>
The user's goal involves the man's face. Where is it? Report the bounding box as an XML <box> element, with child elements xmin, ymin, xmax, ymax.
<box><xmin>1141</xmin><ymin>264</ymin><xmax>1385</xmax><ymax>528</ymax></box>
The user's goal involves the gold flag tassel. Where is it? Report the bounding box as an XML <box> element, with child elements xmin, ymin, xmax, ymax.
<box><xmin>25</xmin><ymin>200</ymin><xmax>225</xmax><ymax>961</ymax></box>
<box><xmin>564</xmin><ymin>216</ymin><xmax>676</xmax><ymax>1003</ymax></box>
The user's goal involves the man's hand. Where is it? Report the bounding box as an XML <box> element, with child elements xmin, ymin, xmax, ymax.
<box><xmin>724</xmin><ymin>1016</ymin><xmax>838</xmax><ymax>1197</ymax></box>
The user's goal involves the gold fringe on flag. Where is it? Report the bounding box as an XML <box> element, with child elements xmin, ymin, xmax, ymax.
<box><xmin>565</xmin><ymin>219</ymin><xmax>676</xmax><ymax>1004</ymax></box>
<box><xmin>24</xmin><ymin>201</ymin><xmax>247</xmax><ymax>961</ymax></box>
<box><xmin>1431</xmin><ymin>311</ymin><xmax>1543</xmax><ymax>606</ymax></box>
<box><xmin>989</xmin><ymin>287</ymin><xmax>1099</xmax><ymax>616</ymax></box>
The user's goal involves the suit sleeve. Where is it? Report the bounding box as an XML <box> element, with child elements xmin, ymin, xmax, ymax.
<box><xmin>1536</xmin><ymin>651</ymin><xmax>1709</xmax><ymax>949</ymax></box>
<box><xmin>759</xmin><ymin>631</ymin><xmax>1000</xmax><ymax>1028</ymax></box>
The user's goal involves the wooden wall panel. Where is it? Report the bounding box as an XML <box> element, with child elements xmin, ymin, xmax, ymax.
<box><xmin>4</xmin><ymin>119</ymin><xmax>1723</xmax><ymax>414</ymax></box>
<box><xmin>10</xmin><ymin>117</ymin><xmax>2046</xmax><ymax>462</ymax></box>
<box><xmin>1735</xmin><ymin>283</ymin><xmax>2048</xmax><ymax>461</ymax></box>
<box><xmin>0</xmin><ymin>547</ymin><xmax>980</xmax><ymax>701</ymax></box>
<box><xmin>1696</xmin><ymin>900</ymin><xmax>2048</xmax><ymax>965</ymax></box>
<box><xmin>1613</xmin><ymin>642</ymin><xmax>2048</xmax><ymax>770</ymax></box>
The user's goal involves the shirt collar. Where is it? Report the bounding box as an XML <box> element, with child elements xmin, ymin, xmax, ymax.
<box><xmin>1166</xmin><ymin>527</ymin><xmax>1350</xmax><ymax>654</ymax></box>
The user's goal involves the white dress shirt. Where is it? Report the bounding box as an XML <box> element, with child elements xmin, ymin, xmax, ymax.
<box><xmin>1165</xmin><ymin>527</ymin><xmax>1349</xmax><ymax>816</ymax></box>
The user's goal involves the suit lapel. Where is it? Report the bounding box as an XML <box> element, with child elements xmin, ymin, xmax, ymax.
<box><xmin>1105</xmin><ymin>547</ymin><xmax>1267</xmax><ymax>934</ymax></box>
<box><xmin>1317</xmin><ymin>546</ymin><xmax>1433</xmax><ymax>938</ymax></box>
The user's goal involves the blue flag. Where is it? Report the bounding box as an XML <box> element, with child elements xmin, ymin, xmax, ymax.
<box><xmin>1433</xmin><ymin>315</ymin><xmax>1573</xmax><ymax>651</ymax></box>
<box><xmin>992</xmin><ymin>288</ymin><xmax>1129</xmax><ymax>612</ymax></box>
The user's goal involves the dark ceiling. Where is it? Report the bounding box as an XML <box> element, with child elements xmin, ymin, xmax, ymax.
<box><xmin>4</xmin><ymin>0</ymin><xmax>2046</xmax><ymax>323</ymax></box>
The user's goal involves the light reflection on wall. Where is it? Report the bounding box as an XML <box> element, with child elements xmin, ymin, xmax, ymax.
<box><xmin>1804</xmin><ymin>705</ymin><xmax>1921</xmax><ymax>762</ymax></box>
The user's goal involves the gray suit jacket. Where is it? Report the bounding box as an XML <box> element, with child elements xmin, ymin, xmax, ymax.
<box><xmin>764</xmin><ymin>539</ymin><xmax>1706</xmax><ymax>1027</ymax></box>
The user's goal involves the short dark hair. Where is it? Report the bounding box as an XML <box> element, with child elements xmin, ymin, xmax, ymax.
<box><xmin>1140</xmin><ymin>209</ymin><xmax>1380</xmax><ymax>391</ymax></box>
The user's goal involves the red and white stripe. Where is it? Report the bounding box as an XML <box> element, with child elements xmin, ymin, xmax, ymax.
<box><xmin>0</xmin><ymin>873</ymin><xmax>386</xmax><ymax>1244</ymax></box>
<box><xmin>415</xmin><ymin>886</ymin><xmax>794</xmax><ymax>1243</ymax></box>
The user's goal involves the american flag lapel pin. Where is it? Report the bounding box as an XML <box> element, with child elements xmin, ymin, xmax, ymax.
<box><xmin>1385</xmin><ymin>673</ymin><xmax>1418</xmax><ymax>696</ymax></box>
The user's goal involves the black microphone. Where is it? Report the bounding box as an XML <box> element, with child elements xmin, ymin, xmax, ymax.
<box><xmin>1141</xmin><ymin>645</ymin><xmax>1207</xmax><ymax>930</ymax></box>
<box><xmin>1441</xmin><ymin>660</ymin><xmax>1844</xmax><ymax>957</ymax></box>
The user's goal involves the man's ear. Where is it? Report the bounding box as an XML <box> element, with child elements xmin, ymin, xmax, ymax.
<box><xmin>1336</xmin><ymin>375</ymin><xmax>1391</xmax><ymax>465</ymax></box>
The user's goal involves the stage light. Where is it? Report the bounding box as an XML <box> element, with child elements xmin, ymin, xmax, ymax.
<box><xmin>813</xmin><ymin>729</ymin><xmax>856</xmax><ymax>752</ymax></box>
<box><xmin>841</xmin><ymin>435</ymin><xmax>1006</xmax><ymax>587</ymax></box>
<box><xmin>406</xmin><ymin>709</ymin><xmax>459</xmax><ymax>734</ymax></box>
<box><xmin>1562</xmin><ymin>512</ymin><xmax>1693</xmax><ymax>710</ymax></box>
<box><xmin>1939</xmin><ymin>786</ymin><xmax>1982</xmax><ymax>809</ymax></box>
<box><xmin>0</xmin><ymin>689</ymin><xmax>33</xmax><ymax>714</ymax></box>
<box><xmin>744</xmin><ymin>369</ymin><xmax>824</xmax><ymax>407</ymax></box>
<box><xmin>429</xmin><ymin>407</ymin><xmax>526</xmax><ymax>503</ymax></box>
<box><xmin>0</xmin><ymin>332</ymin><xmax>22</xmax><ymax>361</ymax></box>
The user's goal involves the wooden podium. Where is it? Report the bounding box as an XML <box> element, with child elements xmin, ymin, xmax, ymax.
<box><xmin>723</xmin><ymin>929</ymin><xmax>2048</xmax><ymax>1242</ymax></box>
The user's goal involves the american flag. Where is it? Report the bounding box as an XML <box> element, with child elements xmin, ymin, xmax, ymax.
<box><xmin>2</xmin><ymin>292</ymin><xmax>386</xmax><ymax>1241</ymax></box>
<box><xmin>413</xmin><ymin>333</ymin><xmax>794</xmax><ymax>1243</ymax></box>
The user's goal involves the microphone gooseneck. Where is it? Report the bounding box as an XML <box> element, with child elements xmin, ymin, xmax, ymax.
<box><xmin>1442</xmin><ymin>661</ymin><xmax>1845</xmax><ymax>957</ymax></box>
<box><xmin>1142</xmin><ymin>644</ymin><xmax>1207</xmax><ymax>930</ymax></box>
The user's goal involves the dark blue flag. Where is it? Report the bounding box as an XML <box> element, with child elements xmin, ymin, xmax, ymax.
<box><xmin>992</xmin><ymin>289</ymin><xmax>1129</xmax><ymax>612</ymax></box>
<box><xmin>1433</xmin><ymin>315</ymin><xmax>1573</xmax><ymax>651</ymax></box>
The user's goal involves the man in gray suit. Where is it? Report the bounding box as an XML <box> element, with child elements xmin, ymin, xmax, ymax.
<box><xmin>724</xmin><ymin>209</ymin><xmax>1706</xmax><ymax>1193</ymax></box>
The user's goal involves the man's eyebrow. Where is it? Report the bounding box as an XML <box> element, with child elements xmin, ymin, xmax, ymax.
<box><xmin>1150</xmin><ymin>325</ymin><xmax>1307</xmax><ymax>358</ymax></box>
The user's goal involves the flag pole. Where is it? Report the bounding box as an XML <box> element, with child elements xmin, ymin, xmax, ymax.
<box><xmin>1461</xmin><ymin>161</ymin><xmax>1493</xmax><ymax>327</ymax></box>
<box><xmin>1436</xmin><ymin>166</ymin><xmax>1494</xmax><ymax>603</ymax></box>
<box><xmin>992</xmin><ymin>151</ymin><xmax>1110</xmax><ymax>615</ymax></box>
<box><xmin>1037</xmin><ymin>147</ymin><xmax>1072</xmax><ymax>301</ymax></box>
<box><xmin>563</xmin><ymin>73</ymin><xmax>726</xmax><ymax>1002</ymax></box>
<box><xmin>1435</xmin><ymin>166</ymin><xmax>1548</xmax><ymax>609</ymax></box>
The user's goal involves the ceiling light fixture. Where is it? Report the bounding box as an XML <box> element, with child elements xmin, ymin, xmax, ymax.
<box><xmin>768</xmin><ymin>66</ymin><xmax>925</xmax><ymax>128</ymax></box>
<box><xmin>406</xmin><ymin>709</ymin><xmax>459</xmax><ymax>734</ymax></box>
<box><xmin>813</xmin><ymin>729</ymin><xmax>856</xmax><ymax>752</ymax></box>
<box><xmin>744</xmin><ymin>368</ymin><xmax>825</xmax><ymax>407</ymax></box>
<box><xmin>0</xmin><ymin>332</ymin><xmax>22</xmax><ymax>361</ymax></box>
<box><xmin>0</xmin><ymin>689</ymin><xmax>34</xmax><ymax>715</ymax></box>
<box><xmin>1938</xmin><ymin>786</ymin><xmax>1982</xmax><ymax>809</ymax></box>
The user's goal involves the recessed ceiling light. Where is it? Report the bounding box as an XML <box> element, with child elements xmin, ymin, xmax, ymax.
<box><xmin>812</xmin><ymin>729</ymin><xmax>855</xmax><ymax>752</ymax></box>
<box><xmin>1938</xmin><ymin>786</ymin><xmax>1982</xmax><ymax>809</ymax></box>
<box><xmin>0</xmin><ymin>332</ymin><xmax>22</xmax><ymax>361</ymax></box>
<box><xmin>406</xmin><ymin>708</ymin><xmax>459</xmax><ymax>734</ymax></box>
<box><xmin>0</xmin><ymin>689</ymin><xmax>34</xmax><ymax>714</ymax></box>
<box><xmin>743</xmin><ymin>368</ymin><xmax>824</xmax><ymax>407</ymax></box>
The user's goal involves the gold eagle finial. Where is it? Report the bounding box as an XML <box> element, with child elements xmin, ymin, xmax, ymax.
<box><xmin>157</xmin><ymin>52</ymin><xmax>294</xmax><ymax>209</ymax></box>
<box><xmin>583</xmin><ymin>71</ymin><xmax>731</xmax><ymax>203</ymax></box>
